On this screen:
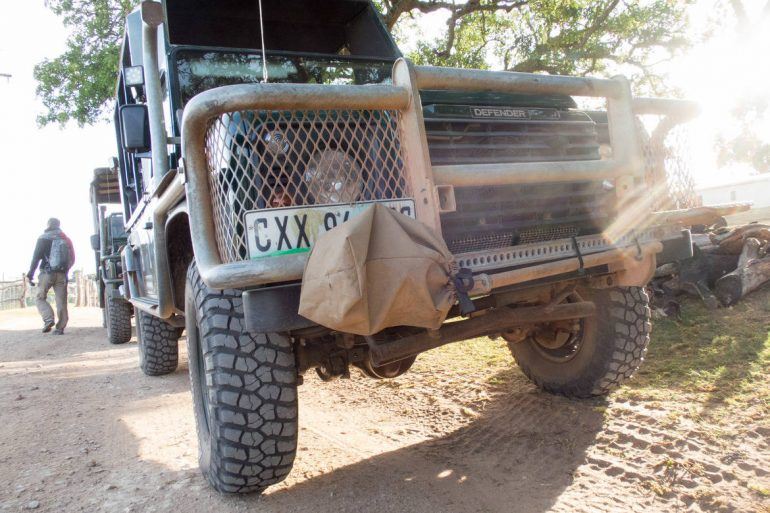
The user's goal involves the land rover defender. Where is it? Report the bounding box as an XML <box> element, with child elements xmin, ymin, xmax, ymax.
<box><xmin>90</xmin><ymin>165</ymin><xmax>133</xmax><ymax>344</ymax></box>
<box><xmin>112</xmin><ymin>0</ymin><xmax>697</xmax><ymax>493</ymax></box>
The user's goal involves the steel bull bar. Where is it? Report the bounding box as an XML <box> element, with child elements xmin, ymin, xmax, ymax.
<box><xmin>178</xmin><ymin>58</ymin><xmax>697</xmax><ymax>295</ymax></box>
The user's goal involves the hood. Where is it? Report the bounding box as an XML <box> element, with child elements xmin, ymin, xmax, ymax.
<box><xmin>41</xmin><ymin>228</ymin><xmax>63</xmax><ymax>240</ymax></box>
<box><xmin>419</xmin><ymin>89</ymin><xmax>578</xmax><ymax>111</ymax></box>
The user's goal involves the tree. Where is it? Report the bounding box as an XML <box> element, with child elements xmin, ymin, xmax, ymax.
<box><xmin>381</xmin><ymin>0</ymin><xmax>691</xmax><ymax>94</ymax></box>
<box><xmin>34</xmin><ymin>0</ymin><xmax>135</xmax><ymax>127</ymax></box>
<box><xmin>36</xmin><ymin>0</ymin><xmax>691</xmax><ymax>126</ymax></box>
<box><xmin>714</xmin><ymin>0</ymin><xmax>770</xmax><ymax>173</ymax></box>
<box><xmin>717</xmin><ymin>96</ymin><xmax>770</xmax><ymax>174</ymax></box>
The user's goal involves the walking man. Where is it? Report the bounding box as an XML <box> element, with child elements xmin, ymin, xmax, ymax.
<box><xmin>27</xmin><ymin>218</ymin><xmax>75</xmax><ymax>334</ymax></box>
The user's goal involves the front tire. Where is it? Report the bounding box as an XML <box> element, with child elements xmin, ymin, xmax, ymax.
<box><xmin>185</xmin><ymin>262</ymin><xmax>298</xmax><ymax>494</ymax></box>
<box><xmin>137</xmin><ymin>310</ymin><xmax>181</xmax><ymax>376</ymax></box>
<box><xmin>508</xmin><ymin>287</ymin><xmax>651</xmax><ymax>398</ymax></box>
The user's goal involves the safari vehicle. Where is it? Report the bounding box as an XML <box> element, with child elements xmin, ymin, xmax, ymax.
<box><xmin>90</xmin><ymin>166</ymin><xmax>133</xmax><ymax>344</ymax></box>
<box><xmin>113</xmin><ymin>0</ymin><xmax>699</xmax><ymax>494</ymax></box>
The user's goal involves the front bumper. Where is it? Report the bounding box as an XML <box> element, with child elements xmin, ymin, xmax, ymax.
<box><xmin>180</xmin><ymin>59</ymin><xmax>697</xmax><ymax>292</ymax></box>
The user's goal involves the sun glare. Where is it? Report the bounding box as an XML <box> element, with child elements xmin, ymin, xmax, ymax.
<box><xmin>670</xmin><ymin>3</ymin><xmax>770</xmax><ymax>185</ymax></box>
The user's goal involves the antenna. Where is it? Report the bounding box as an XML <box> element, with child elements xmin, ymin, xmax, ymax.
<box><xmin>257</xmin><ymin>0</ymin><xmax>269</xmax><ymax>83</ymax></box>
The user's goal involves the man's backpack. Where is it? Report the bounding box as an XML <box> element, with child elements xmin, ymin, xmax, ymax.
<box><xmin>48</xmin><ymin>236</ymin><xmax>71</xmax><ymax>272</ymax></box>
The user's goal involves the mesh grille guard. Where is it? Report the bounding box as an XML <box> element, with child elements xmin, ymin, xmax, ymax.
<box><xmin>205</xmin><ymin>109</ymin><xmax>412</xmax><ymax>262</ymax></box>
<box><xmin>179</xmin><ymin>62</ymin><xmax>694</xmax><ymax>291</ymax></box>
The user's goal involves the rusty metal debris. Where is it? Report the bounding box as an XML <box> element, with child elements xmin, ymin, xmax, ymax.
<box><xmin>650</xmin><ymin>219</ymin><xmax>770</xmax><ymax>313</ymax></box>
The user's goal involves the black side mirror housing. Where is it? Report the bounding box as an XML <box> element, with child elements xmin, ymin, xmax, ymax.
<box><xmin>90</xmin><ymin>234</ymin><xmax>101</xmax><ymax>252</ymax></box>
<box><xmin>120</xmin><ymin>104</ymin><xmax>150</xmax><ymax>153</ymax></box>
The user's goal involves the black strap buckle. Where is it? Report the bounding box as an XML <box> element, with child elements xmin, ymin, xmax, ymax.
<box><xmin>453</xmin><ymin>268</ymin><xmax>476</xmax><ymax>316</ymax></box>
<box><xmin>571</xmin><ymin>236</ymin><xmax>586</xmax><ymax>275</ymax></box>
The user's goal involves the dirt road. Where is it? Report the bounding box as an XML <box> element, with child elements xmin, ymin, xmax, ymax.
<box><xmin>1</xmin><ymin>307</ymin><xmax>767</xmax><ymax>512</ymax></box>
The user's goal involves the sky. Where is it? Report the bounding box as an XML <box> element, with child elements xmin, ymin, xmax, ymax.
<box><xmin>0</xmin><ymin>1</ymin><xmax>768</xmax><ymax>277</ymax></box>
<box><xmin>0</xmin><ymin>3</ymin><xmax>116</xmax><ymax>279</ymax></box>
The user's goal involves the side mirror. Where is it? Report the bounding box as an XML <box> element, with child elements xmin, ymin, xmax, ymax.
<box><xmin>120</xmin><ymin>104</ymin><xmax>150</xmax><ymax>153</ymax></box>
<box><xmin>90</xmin><ymin>234</ymin><xmax>101</xmax><ymax>252</ymax></box>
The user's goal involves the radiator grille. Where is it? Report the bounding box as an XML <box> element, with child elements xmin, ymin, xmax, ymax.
<box><xmin>440</xmin><ymin>183</ymin><xmax>615</xmax><ymax>254</ymax></box>
<box><xmin>424</xmin><ymin>110</ymin><xmax>600</xmax><ymax>165</ymax></box>
<box><xmin>423</xmin><ymin>105</ymin><xmax>608</xmax><ymax>254</ymax></box>
<box><xmin>205</xmin><ymin>110</ymin><xmax>411</xmax><ymax>262</ymax></box>
<box><xmin>518</xmin><ymin>224</ymin><xmax>580</xmax><ymax>244</ymax></box>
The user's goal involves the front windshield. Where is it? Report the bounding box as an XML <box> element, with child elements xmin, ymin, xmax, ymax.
<box><xmin>175</xmin><ymin>50</ymin><xmax>394</xmax><ymax>105</ymax></box>
<box><xmin>108</xmin><ymin>215</ymin><xmax>126</xmax><ymax>240</ymax></box>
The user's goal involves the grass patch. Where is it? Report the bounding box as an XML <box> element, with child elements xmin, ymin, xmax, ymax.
<box><xmin>748</xmin><ymin>483</ymin><xmax>770</xmax><ymax>498</ymax></box>
<box><xmin>411</xmin><ymin>286</ymin><xmax>770</xmax><ymax>422</ymax></box>
<box><xmin>622</xmin><ymin>286</ymin><xmax>770</xmax><ymax>413</ymax></box>
<box><xmin>414</xmin><ymin>336</ymin><xmax>513</xmax><ymax>380</ymax></box>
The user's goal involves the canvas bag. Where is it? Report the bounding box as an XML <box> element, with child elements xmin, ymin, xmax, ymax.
<box><xmin>299</xmin><ymin>204</ymin><xmax>456</xmax><ymax>336</ymax></box>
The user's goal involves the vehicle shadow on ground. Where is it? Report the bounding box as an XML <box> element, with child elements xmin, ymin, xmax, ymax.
<box><xmin>260</xmin><ymin>370</ymin><xmax>607</xmax><ymax>513</ymax></box>
<box><xmin>107</xmin><ymin>370</ymin><xmax>607</xmax><ymax>513</ymax></box>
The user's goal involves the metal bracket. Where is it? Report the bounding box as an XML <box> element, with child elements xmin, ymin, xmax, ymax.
<box><xmin>140</xmin><ymin>1</ymin><xmax>164</xmax><ymax>27</ymax></box>
<box><xmin>177</xmin><ymin>158</ymin><xmax>187</xmax><ymax>185</ymax></box>
<box><xmin>436</xmin><ymin>184</ymin><xmax>457</xmax><ymax>213</ymax></box>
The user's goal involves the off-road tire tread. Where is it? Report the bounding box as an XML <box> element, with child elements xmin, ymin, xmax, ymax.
<box><xmin>106</xmin><ymin>297</ymin><xmax>132</xmax><ymax>345</ymax></box>
<box><xmin>137</xmin><ymin>311</ymin><xmax>180</xmax><ymax>376</ymax></box>
<box><xmin>187</xmin><ymin>264</ymin><xmax>298</xmax><ymax>494</ymax></box>
<box><xmin>511</xmin><ymin>287</ymin><xmax>651</xmax><ymax>398</ymax></box>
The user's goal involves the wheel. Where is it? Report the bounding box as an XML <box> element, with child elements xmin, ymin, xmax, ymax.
<box><xmin>508</xmin><ymin>287</ymin><xmax>651</xmax><ymax>398</ymax></box>
<box><xmin>137</xmin><ymin>310</ymin><xmax>181</xmax><ymax>376</ymax></box>
<box><xmin>106</xmin><ymin>294</ymin><xmax>133</xmax><ymax>345</ymax></box>
<box><xmin>185</xmin><ymin>262</ymin><xmax>298</xmax><ymax>494</ymax></box>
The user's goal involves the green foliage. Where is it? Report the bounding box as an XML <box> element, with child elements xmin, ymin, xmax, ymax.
<box><xmin>715</xmin><ymin>1</ymin><xmax>770</xmax><ymax>173</ymax></box>
<box><xmin>34</xmin><ymin>0</ymin><xmax>136</xmax><ymax>127</ymax></box>
<box><xmin>717</xmin><ymin>131</ymin><xmax>770</xmax><ymax>173</ymax></box>
<box><xmin>405</xmin><ymin>0</ymin><xmax>691</xmax><ymax>95</ymax></box>
<box><xmin>410</xmin><ymin>11</ymin><xmax>497</xmax><ymax>69</ymax></box>
<box><xmin>36</xmin><ymin>0</ymin><xmax>691</xmax><ymax>126</ymax></box>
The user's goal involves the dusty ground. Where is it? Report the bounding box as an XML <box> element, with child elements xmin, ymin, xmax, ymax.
<box><xmin>0</xmin><ymin>293</ymin><xmax>768</xmax><ymax>513</ymax></box>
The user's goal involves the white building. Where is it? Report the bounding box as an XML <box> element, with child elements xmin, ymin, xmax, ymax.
<box><xmin>697</xmin><ymin>174</ymin><xmax>770</xmax><ymax>208</ymax></box>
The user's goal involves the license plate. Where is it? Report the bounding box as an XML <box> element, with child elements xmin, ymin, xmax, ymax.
<box><xmin>244</xmin><ymin>199</ymin><xmax>416</xmax><ymax>258</ymax></box>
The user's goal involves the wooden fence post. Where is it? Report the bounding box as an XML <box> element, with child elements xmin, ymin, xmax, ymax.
<box><xmin>75</xmin><ymin>271</ymin><xmax>83</xmax><ymax>307</ymax></box>
<box><xmin>20</xmin><ymin>273</ymin><xmax>27</xmax><ymax>308</ymax></box>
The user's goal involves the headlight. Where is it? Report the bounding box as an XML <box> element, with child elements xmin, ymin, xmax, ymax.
<box><xmin>304</xmin><ymin>150</ymin><xmax>362</xmax><ymax>204</ymax></box>
<box><xmin>123</xmin><ymin>65</ymin><xmax>145</xmax><ymax>87</ymax></box>
<box><xmin>263</xmin><ymin>130</ymin><xmax>289</xmax><ymax>155</ymax></box>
